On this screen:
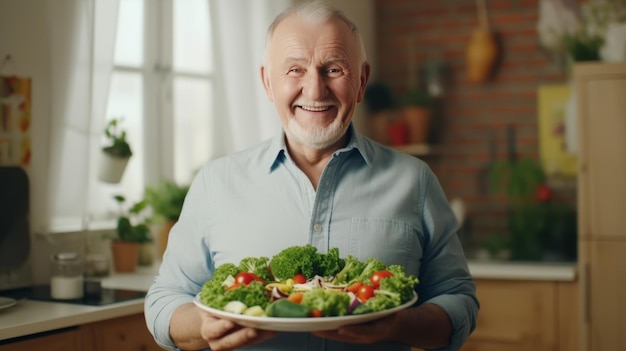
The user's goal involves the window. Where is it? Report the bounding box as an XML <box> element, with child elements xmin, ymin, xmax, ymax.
<box><xmin>83</xmin><ymin>0</ymin><xmax>215</xmax><ymax>228</ymax></box>
<box><xmin>45</xmin><ymin>0</ymin><xmax>286</xmax><ymax>233</ymax></box>
<box><xmin>109</xmin><ymin>0</ymin><xmax>214</xmax><ymax>193</ymax></box>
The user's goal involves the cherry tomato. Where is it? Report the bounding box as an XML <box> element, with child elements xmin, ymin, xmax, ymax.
<box><xmin>309</xmin><ymin>308</ymin><xmax>324</xmax><ymax>318</ymax></box>
<box><xmin>370</xmin><ymin>270</ymin><xmax>393</xmax><ymax>288</ymax></box>
<box><xmin>357</xmin><ymin>284</ymin><xmax>375</xmax><ymax>302</ymax></box>
<box><xmin>235</xmin><ymin>272</ymin><xmax>264</xmax><ymax>285</ymax></box>
<box><xmin>293</xmin><ymin>273</ymin><xmax>307</xmax><ymax>284</ymax></box>
<box><xmin>535</xmin><ymin>184</ymin><xmax>553</xmax><ymax>203</ymax></box>
<box><xmin>347</xmin><ymin>281</ymin><xmax>363</xmax><ymax>294</ymax></box>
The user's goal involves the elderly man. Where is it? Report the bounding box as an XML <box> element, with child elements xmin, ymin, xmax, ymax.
<box><xmin>145</xmin><ymin>2</ymin><xmax>478</xmax><ymax>350</ymax></box>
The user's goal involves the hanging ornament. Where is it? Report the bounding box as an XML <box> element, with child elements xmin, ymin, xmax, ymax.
<box><xmin>466</xmin><ymin>0</ymin><xmax>499</xmax><ymax>83</ymax></box>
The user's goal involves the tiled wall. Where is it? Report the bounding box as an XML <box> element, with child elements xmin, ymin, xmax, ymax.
<box><xmin>373</xmin><ymin>0</ymin><xmax>576</xmax><ymax>250</ymax></box>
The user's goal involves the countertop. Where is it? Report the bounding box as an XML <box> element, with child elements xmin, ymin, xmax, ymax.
<box><xmin>0</xmin><ymin>263</ymin><xmax>158</xmax><ymax>341</ymax></box>
<box><xmin>0</xmin><ymin>259</ymin><xmax>577</xmax><ymax>342</ymax></box>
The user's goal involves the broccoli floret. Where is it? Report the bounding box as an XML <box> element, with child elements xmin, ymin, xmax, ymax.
<box><xmin>353</xmin><ymin>273</ymin><xmax>419</xmax><ymax>314</ymax></box>
<box><xmin>316</xmin><ymin>247</ymin><xmax>344</xmax><ymax>278</ymax></box>
<box><xmin>269</xmin><ymin>245</ymin><xmax>319</xmax><ymax>281</ymax></box>
<box><xmin>357</xmin><ymin>293</ymin><xmax>400</xmax><ymax>313</ymax></box>
<box><xmin>301</xmin><ymin>287</ymin><xmax>350</xmax><ymax>316</ymax></box>
<box><xmin>239</xmin><ymin>256</ymin><xmax>273</xmax><ymax>281</ymax></box>
<box><xmin>224</xmin><ymin>280</ymin><xmax>270</xmax><ymax>309</ymax></box>
<box><xmin>331</xmin><ymin>254</ymin><xmax>365</xmax><ymax>284</ymax></box>
<box><xmin>355</xmin><ymin>257</ymin><xmax>388</xmax><ymax>284</ymax></box>
<box><xmin>200</xmin><ymin>280</ymin><xmax>269</xmax><ymax>310</ymax></box>
<box><xmin>386</xmin><ymin>264</ymin><xmax>405</xmax><ymax>276</ymax></box>
<box><xmin>208</xmin><ymin>263</ymin><xmax>239</xmax><ymax>288</ymax></box>
<box><xmin>200</xmin><ymin>280</ymin><xmax>228</xmax><ymax>308</ymax></box>
<box><xmin>378</xmin><ymin>273</ymin><xmax>419</xmax><ymax>303</ymax></box>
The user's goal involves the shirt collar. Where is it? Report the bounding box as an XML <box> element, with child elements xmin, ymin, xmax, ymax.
<box><xmin>266</xmin><ymin>123</ymin><xmax>373</xmax><ymax>173</ymax></box>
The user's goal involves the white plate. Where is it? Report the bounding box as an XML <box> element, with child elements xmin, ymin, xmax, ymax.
<box><xmin>0</xmin><ymin>297</ymin><xmax>17</xmax><ymax>311</ymax></box>
<box><xmin>193</xmin><ymin>292</ymin><xmax>417</xmax><ymax>332</ymax></box>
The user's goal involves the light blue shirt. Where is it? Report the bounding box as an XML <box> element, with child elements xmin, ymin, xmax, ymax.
<box><xmin>145</xmin><ymin>125</ymin><xmax>478</xmax><ymax>351</ymax></box>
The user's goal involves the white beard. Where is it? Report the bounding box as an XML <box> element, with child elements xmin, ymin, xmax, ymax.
<box><xmin>285</xmin><ymin>117</ymin><xmax>346</xmax><ymax>149</ymax></box>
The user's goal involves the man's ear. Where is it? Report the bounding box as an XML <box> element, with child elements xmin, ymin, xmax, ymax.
<box><xmin>356</xmin><ymin>61</ymin><xmax>371</xmax><ymax>103</ymax></box>
<box><xmin>260</xmin><ymin>65</ymin><xmax>274</xmax><ymax>102</ymax></box>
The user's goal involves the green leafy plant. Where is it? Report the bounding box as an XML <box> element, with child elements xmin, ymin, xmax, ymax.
<box><xmin>363</xmin><ymin>81</ymin><xmax>396</xmax><ymax>114</ymax></box>
<box><xmin>112</xmin><ymin>195</ymin><xmax>152</xmax><ymax>243</ymax></box>
<box><xmin>399</xmin><ymin>88</ymin><xmax>433</xmax><ymax>108</ymax></box>
<box><xmin>487</xmin><ymin>157</ymin><xmax>576</xmax><ymax>261</ymax></box>
<box><xmin>144</xmin><ymin>180</ymin><xmax>190</xmax><ymax>222</ymax></box>
<box><xmin>488</xmin><ymin>157</ymin><xmax>546</xmax><ymax>207</ymax></box>
<box><xmin>563</xmin><ymin>32</ymin><xmax>604</xmax><ymax>61</ymax></box>
<box><xmin>102</xmin><ymin>118</ymin><xmax>132</xmax><ymax>158</ymax></box>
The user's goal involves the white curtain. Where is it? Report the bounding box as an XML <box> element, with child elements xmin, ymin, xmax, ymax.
<box><xmin>44</xmin><ymin>0</ymin><xmax>119</xmax><ymax>233</ymax></box>
<box><xmin>208</xmin><ymin>0</ymin><xmax>289</xmax><ymax>158</ymax></box>
<box><xmin>43</xmin><ymin>0</ymin><xmax>290</xmax><ymax>234</ymax></box>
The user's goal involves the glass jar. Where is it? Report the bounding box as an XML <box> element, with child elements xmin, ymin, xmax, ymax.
<box><xmin>50</xmin><ymin>252</ymin><xmax>84</xmax><ymax>299</ymax></box>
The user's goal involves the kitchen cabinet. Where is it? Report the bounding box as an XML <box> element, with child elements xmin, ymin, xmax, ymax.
<box><xmin>0</xmin><ymin>328</ymin><xmax>82</xmax><ymax>351</ymax></box>
<box><xmin>0</xmin><ymin>313</ymin><xmax>158</xmax><ymax>351</ymax></box>
<box><xmin>81</xmin><ymin>313</ymin><xmax>161</xmax><ymax>351</ymax></box>
<box><xmin>412</xmin><ymin>277</ymin><xmax>578</xmax><ymax>351</ymax></box>
<box><xmin>458</xmin><ymin>279</ymin><xmax>577</xmax><ymax>351</ymax></box>
<box><xmin>575</xmin><ymin>62</ymin><xmax>626</xmax><ymax>351</ymax></box>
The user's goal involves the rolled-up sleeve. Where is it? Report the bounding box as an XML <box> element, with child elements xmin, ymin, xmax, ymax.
<box><xmin>416</xmin><ymin>168</ymin><xmax>479</xmax><ymax>351</ymax></box>
<box><xmin>144</xmin><ymin>168</ymin><xmax>214</xmax><ymax>350</ymax></box>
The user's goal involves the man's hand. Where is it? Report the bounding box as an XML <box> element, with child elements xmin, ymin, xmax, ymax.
<box><xmin>312</xmin><ymin>314</ymin><xmax>395</xmax><ymax>344</ymax></box>
<box><xmin>314</xmin><ymin>304</ymin><xmax>452</xmax><ymax>349</ymax></box>
<box><xmin>170</xmin><ymin>303</ymin><xmax>276</xmax><ymax>351</ymax></box>
<box><xmin>199</xmin><ymin>313</ymin><xmax>276</xmax><ymax>351</ymax></box>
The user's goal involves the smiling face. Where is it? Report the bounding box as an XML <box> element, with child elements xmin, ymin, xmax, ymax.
<box><xmin>261</xmin><ymin>14</ymin><xmax>370</xmax><ymax>150</ymax></box>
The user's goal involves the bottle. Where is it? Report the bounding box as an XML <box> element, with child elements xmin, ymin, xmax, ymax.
<box><xmin>50</xmin><ymin>252</ymin><xmax>84</xmax><ymax>299</ymax></box>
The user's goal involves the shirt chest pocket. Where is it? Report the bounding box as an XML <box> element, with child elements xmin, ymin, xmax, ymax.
<box><xmin>349</xmin><ymin>217</ymin><xmax>421</xmax><ymax>275</ymax></box>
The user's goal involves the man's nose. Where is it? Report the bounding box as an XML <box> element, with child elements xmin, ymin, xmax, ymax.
<box><xmin>302</xmin><ymin>71</ymin><xmax>328</xmax><ymax>101</ymax></box>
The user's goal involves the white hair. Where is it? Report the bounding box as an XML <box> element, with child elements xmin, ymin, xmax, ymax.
<box><xmin>264</xmin><ymin>0</ymin><xmax>367</xmax><ymax>64</ymax></box>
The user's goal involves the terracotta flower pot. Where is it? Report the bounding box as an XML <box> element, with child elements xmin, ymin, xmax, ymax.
<box><xmin>403</xmin><ymin>106</ymin><xmax>432</xmax><ymax>144</ymax></box>
<box><xmin>111</xmin><ymin>241</ymin><xmax>139</xmax><ymax>273</ymax></box>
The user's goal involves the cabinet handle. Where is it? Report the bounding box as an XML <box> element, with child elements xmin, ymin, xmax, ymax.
<box><xmin>583</xmin><ymin>262</ymin><xmax>590</xmax><ymax>323</ymax></box>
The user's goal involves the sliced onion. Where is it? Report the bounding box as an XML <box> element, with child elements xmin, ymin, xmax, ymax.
<box><xmin>322</xmin><ymin>283</ymin><xmax>347</xmax><ymax>292</ymax></box>
<box><xmin>270</xmin><ymin>286</ymin><xmax>288</xmax><ymax>301</ymax></box>
<box><xmin>293</xmin><ymin>275</ymin><xmax>325</xmax><ymax>291</ymax></box>
<box><xmin>347</xmin><ymin>292</ymin><xmax>360</xmax><ymax>314</ymax></box>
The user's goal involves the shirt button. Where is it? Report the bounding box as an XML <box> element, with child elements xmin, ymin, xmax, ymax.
<box><xmin>313</xmin><ymin>224</ymin><xmax>322</xmax><ymax>232</ymax></box>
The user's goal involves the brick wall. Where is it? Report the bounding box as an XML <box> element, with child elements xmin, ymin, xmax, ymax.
<box><xmin>373</xmin><ymin>0</ymin><xmax>575</xmax><ymax>251</ymax></box>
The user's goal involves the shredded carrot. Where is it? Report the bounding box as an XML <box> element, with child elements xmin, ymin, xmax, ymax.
<box><xmin>287</xmin><ymin>292</ymin><xmax>304</xmax><ymax>304</ymax></box>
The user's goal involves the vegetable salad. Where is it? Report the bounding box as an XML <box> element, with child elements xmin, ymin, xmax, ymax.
<box><xmin>199</xmin><ymin>245</ymin><xmax>419</xmax><ymax>318</ymax></box>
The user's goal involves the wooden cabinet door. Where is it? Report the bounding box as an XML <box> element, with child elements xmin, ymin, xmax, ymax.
<box><xmin>459</xmin><ymin>280</ymin><xmax>558</xmax><ymax>351</ymax></box>
<box><xmin>579</xmin><ymin>241</ymin><xmax>626</xmax><ymax>351</ymax></box>
<box><xmin>83</xmin><ymin>313</ymin><xmax>161</xmax><ymax>351</ymax></box>
<box><xmin>575</xmin><ymin>62</ymin><xmax>626</xmax><ymax>351</ymax></box>
<box><xmin>576</xmin><ymin>62</ymin><xmax>626</xmax><ymax>241</ymax></box>
<box><xmin>0</xmin><ymin>328</ymin><xmax>81</xmax><ymax>351</ymax></box>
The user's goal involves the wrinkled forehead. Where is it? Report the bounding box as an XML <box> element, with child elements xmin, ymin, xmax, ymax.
<box><xmin>268</xmin><ymin>15</ymin><xmax>359</xmax><ymax>59</ymax></box>
<box><xmin>264</xmin><ymin>12</ymin><xmax>365</xmax><ymax>65</ymax></box>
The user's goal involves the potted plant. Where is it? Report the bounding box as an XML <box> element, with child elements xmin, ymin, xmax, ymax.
<box><xmin>363</xmin><ymin>81</ymin><xmax>396</xmax><ymax>144</ymax></box>
<box><xmin>98</xmin><ymin>118</ymin><xmax>133</xmax><ymax>184</ymax></box>
<box><xmin>144</xmin><ymin>180</ymin><xmax>190</xmax><ymax>257</ymax></box>
<box><xmin>487</xmin><ymin>156</ymin><xmax>577</xmax><ymax>261</ymax></box>
<box><xmin>399</xmin><ymin>88</ymin><xmax>433</xmax><ymax>145</ymax></box>
<box><xmin>110</xmin><ymin>195</ymin><xmax>152</xmax><ymax>272</ymax></box>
